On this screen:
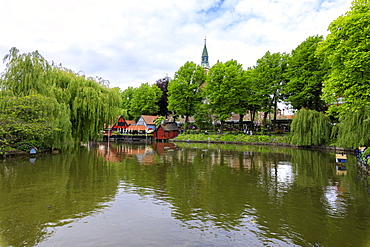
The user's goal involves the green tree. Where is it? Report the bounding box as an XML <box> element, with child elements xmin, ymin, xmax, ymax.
<box><xmin>234</xmin><ymin>68</ymin><xmax>262</xmax><ymax>131</ymax></box>
<box><xmin>193</xmin><ymin>102</ymin><xmax>213</xmax><ymax>130</ymax></box>
<box><xmin>121</xmin><ymin>87</ymin><xmax>136</xmax><ymax>120</ymax></box>
<box><xmin>290</xmin><ymin>109</ymin><xmax>331</xmax><ymax>146</ymax></box>
<box><xmin>253</xmin><ymin>51</ymin><xmax>288</xmax><ymax>129</ymax></box>
<box><xmin>168</xmin><ymin>62</ymin><xmax>206</xmax><ymax>129</ymax></box>
<box><xmin>0</xmin><ymin>48</ymin><xmax>122</xmax><ymax>148</ymax></box>
<box><xmin>156</xmin><ymin>76</ymin><xmax>171</xmax><ymax>117</ymax></box>
<box><xmin>284</xmin><ymin>35</ymin><xmax>328</xmax><ymax>112</ymax></box>
<box><xmin>154</xmin><ymin>116</ymin><xmax>166</xmax><ymax>127</ymax></box>
<box><xmin>129</xmin><ymin>82</ymin><xmax>162</xmax><ymax>120</ymax></box>
<box><xmin>205</xmin><ymin>60</ymin><xmax>244</xmax><ymax>131</ymax></box>
<box><xmin>334</xmin><ymin>106</ymin><xmax>370</xmax><ymax>148</ymax></box>
<box><xmin>1</xmin><ymin>47</ymin><xmax>52</xmax><ymax>96</ymax></box>
<box><xmin>0</xmin><ymin>94</ymin><xmax>62</xmax><ymax>147</ymax></box>
<box><xmin>317</xmin><ymin>0</ymin><xmax>370</xmax><ymax>113</ymax></box>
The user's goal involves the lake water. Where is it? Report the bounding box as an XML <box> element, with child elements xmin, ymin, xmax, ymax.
<box><xmin>0</xmin><ymin>142</ymin><xmax>369</xmax><ymax>247</ymax></box>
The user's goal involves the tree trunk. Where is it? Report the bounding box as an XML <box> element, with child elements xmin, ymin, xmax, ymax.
<box><xmin>238</xmin><ymin>114</ymin><xmax>244</xmax><ymax>131</ymax></box>
<box><xmin>263</xmin><ymin>111</ymin><xmax>269</xmax><ymax>134</ymax></box>
<box><xmin>273</xmin><ymin>96</ymin><xmax>278</xmax><ymax>130</ymax></box>
<box><xmin>250</xmin><ymin>109</ymin><xmax>256</xmax><ymax>131</ymax></box>
<box><xmin>220</xmin><ymin>120</ymin><xmax>225</xmax><ymax>133</ymax></box>
<box><xmin>184</xmin><ymin>115</ymin><xmax>189</xmax><ymax>133</ymax></box>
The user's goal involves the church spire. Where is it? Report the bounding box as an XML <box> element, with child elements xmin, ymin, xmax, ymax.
<box><xmin>201</xmin><ymin>37</ymin><xmax>209</xmax><ymax>69</ymax></box>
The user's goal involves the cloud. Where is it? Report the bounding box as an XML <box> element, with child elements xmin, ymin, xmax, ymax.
<box><xmin>0</xmin><ymin>0</ymin><xmax>352</xmax><ymax>90</ymax></box>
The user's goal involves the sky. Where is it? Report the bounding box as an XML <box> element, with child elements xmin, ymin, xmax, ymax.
<box><xmin>0</xmin><ymin>0</ymin><xmax>353</xmax><ymax>91</ymax></box>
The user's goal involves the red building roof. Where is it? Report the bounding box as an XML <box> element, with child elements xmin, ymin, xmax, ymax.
<box><xmin>126</xmin><ymin>125</ymin><xmax>146</xmax><ymax>131</ymax></box>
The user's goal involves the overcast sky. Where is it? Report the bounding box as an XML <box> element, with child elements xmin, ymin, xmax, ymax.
<box><xmin>0</xmin><ymin>0</ymin><xmax>352</xmax><ymax>90</ymax></box>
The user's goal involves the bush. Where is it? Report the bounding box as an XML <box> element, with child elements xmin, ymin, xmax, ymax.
<box><xmin>15</xmin><ymin>140</ymin><xmax>42</xmax><ymax>152</ymax></box>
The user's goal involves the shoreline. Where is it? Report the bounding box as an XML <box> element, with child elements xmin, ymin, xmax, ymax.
<box><xmin>0</xmin><ymin>139</ymin><xmax>356</xmax><ymax>160</ymax></box>
<box><xmin>170</xmin><ymin>139</ymin><xmax>356</xmax><ymax>154</ymax></box>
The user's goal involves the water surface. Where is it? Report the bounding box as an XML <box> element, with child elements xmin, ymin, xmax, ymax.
<box><xmin>0</xmin><ymin>142</ymin><xmax>369</xmax><ymax>247</ymax></box>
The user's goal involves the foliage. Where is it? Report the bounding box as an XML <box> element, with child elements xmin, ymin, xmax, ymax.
<box><xmin>0</xmin><ymin>48</ymin><xmax>122</xmax><ymax>148</ymax></box>
<box><xmin>317</xmin><ymin>0</ymin><xmax>370</xmax><ymax>113</ymax></box>
<box><xmin>121</xmin><ymin>87</ymin><xmax>136</xmax><ymax>120</ymax></box>
<box><xmin>236</xmin><ymin>68</ymin><xmax>262</xmax><ymax>130</ymax></box>
<box><xmin>253</xmin><ymin>51</ymin><xmax>288</xmax><ymax>126</ymax></box>
<box><xmin>154</xmin><ymin>116</ymin><xmax>166</xmax><ymax>127</ymax></box>
<box><xmin>68</xmin><ymin>75</ymin><xmax>123</xmax><ymax>143</ymax></box>
<box><xmin>335</xmin><ymin>106</ymin><xmax>370</xmax><ymax>148</ymax></box>
<box><xmin>1</xmin><ymin>47</ymin><xmax>52</xmax><ymax>96</ymax></box>
<box><xmin>129</xmin><ymin>82</ymin><xmax>162</xmax><ymax>120</ymax></box>
<box><xmin>290</xmin><ymin>109</ymin><xmax>331</xmax><ymax>146</ymax></box>
<box><xmin>156</xmin><ymin>75</ymin><xmax>171</xmax><ymax>117</ymax></box>
<box><xmin>15</xmin><ymin>140</ymin><xmax>42</xmax><ymax>152</ymax></box>
<box><xmin>0</xmin><ymin>94</ymin><xmax>61</xmax><ymax>147</ymax></box>
<box><xmin>284</xmin><ymin>35</ymin><xmax>328</xmax><ymax>111</ymax></box>
<box><xmin>205</xmin><ymin>60</ymin><xmax>244</xmax><ymax>129</ymax></box>
<box><xmin>193</xmin><ymin>102</ymin><xmax>214</xmax><ymax>130</ymax></box>
<box><xmin>167</xmin><ymin>61</ymin><xmax>206</xmax><ymax>127</ymax></box>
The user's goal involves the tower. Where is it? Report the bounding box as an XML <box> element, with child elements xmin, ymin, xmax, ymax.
<box><xmin>201</xmin><ymin>38</ymin><xmax>210</xmax><ymax>69</ymax></box>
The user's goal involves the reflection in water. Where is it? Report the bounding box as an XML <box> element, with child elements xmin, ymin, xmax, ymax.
<box><xmin>0</xmin><ymin>143</ymin><xmax>370</xmax><ymax>247</ymax></box>
<box><xmin>0</xmin><ymin>150</ymin><xmax>118</xmax><ymax>247</ymax></box>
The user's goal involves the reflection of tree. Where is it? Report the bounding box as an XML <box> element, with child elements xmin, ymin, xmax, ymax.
<box><xmin>0</xmin><ymin>149</ymin><xmax>119</xmax><ymax>247</ymax></box>
<box><xmin>113</xmin><ymin>142</ymin><xmax>370</xmax><ymax>247</ymax></box>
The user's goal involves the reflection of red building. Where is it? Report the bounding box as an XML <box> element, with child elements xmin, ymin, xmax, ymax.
<box><xmin>154</xmin><ymin>123</ymin><xmax>179</xmax><ymax>140</ymax></box>
<box><xmin>96</xmin><ymin>143</ymin><xmax>149</xmax><ymax>163</ymax></box>
<box><xmin>153</xmin><ymin>142</ymin><xmax>178</xmax><ymax>155</ymax></box>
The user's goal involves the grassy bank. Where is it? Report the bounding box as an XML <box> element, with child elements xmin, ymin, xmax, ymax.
<box><xmin>172</xmin><ymin>132</ymin><xmax>358</xmax><ymax>154</ymax></box>
<box><xmin>173</xmin><ymin>132</ymin><xmax>291</xmax><ymax>145</ymax></box>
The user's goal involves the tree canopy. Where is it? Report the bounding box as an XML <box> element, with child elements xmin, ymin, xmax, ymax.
<box><xmin>291</xmin><ymin>108</ymin><xmax>331</xmax><ymax>146</ymax></box>
<box><xmin>129</xmin><ymin>82</ymin><xmax>162</xmax><ymax>120</ymax></box>
<box><xmin>0</xmin><ymin>48</ymin><xmax>122</xmax><ymax>149</ymax></box>
<box><xmin>317</xmin><ymin>0</ymin><xmax>370</xmax><ymax>113</ymax></box>
<box><xmin>167</xmin><ymin>61</ymin><xmax>206</xmax><ymax>126</ymax></box>
<box><xmin>284</xmin><ymin>35</ymin><xmax>327</xmax><ymax>112</ymax></box>
<box><xmin>205</xmin><ymin>60</ymin><xmax>244</xmax><ymax>130</ymax></box>
<box><xmin>253</xmin><ymin>51</ymin><xmax>288</xmax><ymax>128</ymax></box>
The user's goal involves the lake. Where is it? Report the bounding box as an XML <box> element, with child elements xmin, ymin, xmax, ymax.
<box><xmin>0</xmin><ymin>142</ymin><xmax>369</xmax><ymax>247</ymax></box>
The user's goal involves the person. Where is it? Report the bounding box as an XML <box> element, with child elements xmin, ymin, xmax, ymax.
<box><xmin>244</xmin><ymin>129</ymin><xmax>247</xmax><ymax>134</ymax></box>
<box><xmin>205</xmin><ymin>130</ymin><xmax>209</xmax><ymax>135</ymax></box>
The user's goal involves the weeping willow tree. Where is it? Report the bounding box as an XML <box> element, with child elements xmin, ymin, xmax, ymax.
<box><xmin>0</xmin><ymin>48</ymin><xmax>122</xmax><ymax>149</ymax></box>
<box><xmin>1</xmin><ymin>47</ymin><xmax>52</xmax><ymax>96</ymax></box>
<box><xmin>291</xmin><ymin>108</ymin><xmax>331</xmax><ymax>146</ymax></box>
<box><xmin>334</xmin><ymin>106</ymin><xmax>370</xmax><ymax>149</ymax></box>
<box><xmin>68</xmin><ymin>76</ymin><xmax>122</xmax><ymax>143</ymax></box>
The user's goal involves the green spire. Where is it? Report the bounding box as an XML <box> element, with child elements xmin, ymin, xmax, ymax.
<box><xmin>201</xmin><ymin>38</ymin><xmax>209</xmax><ymax>68</ymax></box>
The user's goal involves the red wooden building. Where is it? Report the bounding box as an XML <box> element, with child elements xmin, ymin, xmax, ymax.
<box><xmin>154</xmin><ymin>123</ymin><xmax>179</xmax><ymax>140</ymax></box>
<box><xmin>111</xmin><ymin>115</ymin><xmax>131</xmax><ymax>133</ymax></box>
